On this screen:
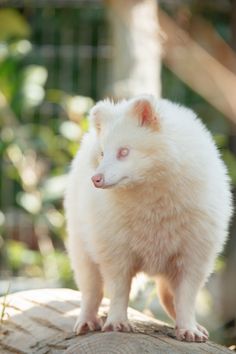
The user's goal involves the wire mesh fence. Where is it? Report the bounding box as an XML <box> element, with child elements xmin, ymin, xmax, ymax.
<box><xmin>0</xmin><ymin>1</ymin><xmax>112</xmax><ymax>286</ymax></box>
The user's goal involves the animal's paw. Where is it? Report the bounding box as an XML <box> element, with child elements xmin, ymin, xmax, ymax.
<box><xmin>102</xmin><ymin>319</ymin><xmax>133</xmax><ymax>332</ymax></box>
<box><xmin>175</xmin><ymin>326</ymin><xmax>208</xmax><ymax>342</ymax></box>
<box><xmin>73</xmin><ymin>316</ymin><xmax>102</xmax><ymax>335</ymax></box>
<box><xmin>197</xmin><ymin>323</ymin><xmax>209</xmax><ymax>337</ymax></box>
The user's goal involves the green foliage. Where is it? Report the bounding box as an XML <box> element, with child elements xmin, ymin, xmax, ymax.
<box><xmin>6</xmin><ymin>240</ymin><xmax>43</xmax><ymax>276</ymax></box>
<box><xmin>0</xmin><ymin>9</ymin><xmax>30</xmax><ymax>41</ymax></box>
<box><xmin>0</xmin><ymin>8</ymin><xmax>93</xmax><ymax>288</ymax></box>
<box><xmin>53</xmin><ymin>250</ymin><xmax>76</xmax><ymax>289</ymax></box>
<box><xmin>222</xmin><ymin>150</ymin><xmax>236</xmax><ymax>186</ymax></box>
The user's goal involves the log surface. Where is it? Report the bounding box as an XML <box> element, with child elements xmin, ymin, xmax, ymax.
<box><xmin>0</xmin><ymin>288</ymin><xmax>232</xmax><ymax>353</ymax></box>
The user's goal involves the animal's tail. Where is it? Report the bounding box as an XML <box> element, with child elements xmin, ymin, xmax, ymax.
<box><xmin>156</xmin><ymin>276</ymin><xmax>176</xmax><ymax>320</ymax></box>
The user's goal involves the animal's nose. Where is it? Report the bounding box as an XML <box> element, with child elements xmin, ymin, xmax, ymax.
<box><xmin>91</xmin><ymin>173</ymin><xmax>104</xmax><ymax>188</ymax></box>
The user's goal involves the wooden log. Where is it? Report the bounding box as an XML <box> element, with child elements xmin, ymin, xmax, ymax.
<box><xmin>0</xmin><ymin>288</ymin><xmax>232</xmax><ymax>353</ymax></box>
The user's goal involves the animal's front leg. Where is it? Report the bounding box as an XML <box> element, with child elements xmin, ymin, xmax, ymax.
<box><xmin>102</xmin><ymin>267</ymin><xmax>133</xmax><ymax>332</ymax></box>
<box><xmin>72</xmin><ymin>251</ymin><xmax>103</xmax><ymax>335</ymax></box>
<box><xmin>174</xmin><ymin>273</ymin><xmax>209</xmax><ymax>342</ymax></box>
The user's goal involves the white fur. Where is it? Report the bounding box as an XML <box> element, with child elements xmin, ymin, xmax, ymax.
<box><xmin>64</xmin><ymin>95</ymin><xmax>233</xmax><ymax>341</ymax></box>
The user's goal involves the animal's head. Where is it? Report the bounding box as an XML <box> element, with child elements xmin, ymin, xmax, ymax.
<box><xmin>89</xmin><ymin>95</ymin><xmax>170</xmax><ymax>189</ymax></box>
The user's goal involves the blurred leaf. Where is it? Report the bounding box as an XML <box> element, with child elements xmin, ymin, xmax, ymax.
<box><xmin>214</xmin><ymin>134</ymin><xmax>228</xmax><ymax>149</ymax></box>
<box><xmin>64</xmin><ymin>95</ymin><xmax>93</xmax><ymax>122</ymax></box>
<box><xmin>11</xmin><ymin>40</ymin><xmax>32</xmax><ymax>57</ymax></box>
<box><xmin>17</xmin><ymin>192</ymin><xmax>42</xmax><ymax>214</ymax></box>
<box><xmin>0</xmin><ymin>210</ymin><xmax>5</xmax><ymax>228</ymax></box>
<box><xmin>22</xmin><ymin>66</ymin><xmax>48</xmax><ymax>109</ymax></box>
<box><xmin>214</xmin><ymin>256</ymin><xmax>226</xmax><ymax>273</ymax></box>
<box><xmin>54</xmin><ymin>250</ymin><xmax>75</xmax><ymax>288</ymax></box>
<box><xmin>1</xmin><ymin>127</ymin><xmax>15</xmax><ymax>143</ymax></box>
<box><xmin>0</xmin><ymin>9</ymin><xmax>30</xmax><ymax>41</ymax></box>
<box><xmin>59</xmin><ymin>121</ymin><xmax>82</xmax><ymax>141</ymax></box>
<box><xmin>46</xmin><ymin>89</ymin><xmax>66</xmax><ymax>104</ymax></box>
<box><xmin>42</xmin><ymin>175</ymin><xmax>67</xmax><ymax>202</ymax></box>
<box><xmin>67</xmin><ymin>141</ymin><xmax>80</xmax><ymax>157</ymax></box>
<box><xmin>80</xmin><ymin>116</ymin><xmax>89</xmax><ymax>132</ymax></box>
<box><xmin>6</xmin><ymin>143</ymin><xmax>22</xmax><ymax>165</ymax></box>
<box><xmin>7</xmin><ymin>240</ymin><xmax>39</xmax><ymax>272</ymax></box>
<box><xmin>0</xmin><ymin>43</ymin><xmax>8</xmax><ymax>62</ymax></box>
<box><xmin>222</xmin><ymin>150</ymin><xmax>236</xmax><ymax>185</ymax></box>
<box><xmin>46</xmin><ymin>208</ymin><xmax>64</xmax><ymax>229</ymax></box>
<box><xmin>23</xmin><ymin>66</ymin><xmax>47</xmax><ymax>86</ymax></box>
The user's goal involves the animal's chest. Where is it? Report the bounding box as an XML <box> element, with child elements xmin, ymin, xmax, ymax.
<box><xmin>87</xmin><ymin>192</ymin><xmax>183</xmax><ymax>274</ymax></box>
<box><xmin>123</xmin><ymin>202</ymin><xmax>182</xmax><ymax>274</ymax></box>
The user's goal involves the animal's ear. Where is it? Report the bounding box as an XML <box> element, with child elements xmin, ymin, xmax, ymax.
<box><xmin>89</xmin><ymin>105</ymin><xmax>101</xmax><ymax>134</ymax></box>
<box><xmin>89</xmin><ymin>100</ymin><xmax>111</xmax><ymax>134</ymax></box>
<box><xmin>130</xmin><ymin>96</ymin><xmax>159</xmax><ymax>129</ymax></box>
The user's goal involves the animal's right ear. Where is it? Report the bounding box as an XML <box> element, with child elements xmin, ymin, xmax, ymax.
<box><xmin>129</xmin><ymin>95</ymin><xmax>159</xmax><ymax>130</ymax></box>
<box><xmin>89</xmin><ymin>100</ymin><xmax>112</xmax><ymax>135</ymax></box>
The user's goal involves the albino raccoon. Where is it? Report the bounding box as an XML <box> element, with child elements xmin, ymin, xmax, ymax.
<box><xmin>64</xmin><ymin>95</ymin><xmax>232</xmax><ymax>342</ymax></box>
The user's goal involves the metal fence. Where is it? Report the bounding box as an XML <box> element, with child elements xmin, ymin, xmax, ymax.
<box><xmin>25</xmin><ymin>3</ymin><xmax>111</xmax><ymax>117</ymax></box>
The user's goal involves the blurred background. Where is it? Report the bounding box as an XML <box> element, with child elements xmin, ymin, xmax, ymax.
<box><xmin>0</xmin><ymin>0</ymin><xmax>236</xmax><ymax>348</ymax></box>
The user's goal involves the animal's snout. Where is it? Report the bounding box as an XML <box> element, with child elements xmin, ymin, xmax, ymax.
<box><xmin>91</xmin><ymin>173</ymin><xmax>104</xmax><ymax>188</ymax></box>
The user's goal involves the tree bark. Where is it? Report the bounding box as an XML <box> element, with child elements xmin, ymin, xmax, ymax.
<box><xmin>218</xmin><ymin>0</ymin><xmax>236</xmax><ymax>331</ymax></box>
<box><xmin>0</xmin><ymin>288</ymin><xmax>232</xmax><ymax>353</ymax></box>
<box><xmin>106</xmin><ymin>0</ymin><xmax>161</xmax><ymax>99</ymax></box>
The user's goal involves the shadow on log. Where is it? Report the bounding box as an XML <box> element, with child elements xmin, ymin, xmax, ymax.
<box><xmin>0</xmin><ymin>288</ymin><xmax>232</xmax><ymax>353</ymax></box>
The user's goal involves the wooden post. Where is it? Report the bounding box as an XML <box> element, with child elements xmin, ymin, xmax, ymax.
<box><xmin>0</xmin><ymin>288</ymin><xmax>232</xmax><ymax>353</ymax></box>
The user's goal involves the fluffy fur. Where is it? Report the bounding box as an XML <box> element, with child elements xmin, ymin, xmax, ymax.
<box><xmin>64</xmin><ymin>95</ymin><xmax>233</xmax><ymax>342</ymax></box>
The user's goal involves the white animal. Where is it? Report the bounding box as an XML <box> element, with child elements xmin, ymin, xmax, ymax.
<box><xmin>64</xmin><ymin>95</ymin><xmax>232</xmax><ymax>342</ymax></box>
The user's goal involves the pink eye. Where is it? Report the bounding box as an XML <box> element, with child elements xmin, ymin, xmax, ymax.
<box><xmin>117</xmin><ymin>147</ymin><xmax>129</xmax><ymax>159</ymax></box>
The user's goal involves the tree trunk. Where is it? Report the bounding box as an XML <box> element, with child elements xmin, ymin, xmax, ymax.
<box><xmin>106</xmin><ymin>0</ymin><xmax>161</xmax><ymax>99</ymax></box>
<box><xmin>218</xmin><ymin>0</ymin><xmax>236</xmax><ymax>333</ymax></box>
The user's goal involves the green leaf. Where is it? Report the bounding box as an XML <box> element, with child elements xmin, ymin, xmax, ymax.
<box><xmin>222</xmin><ymin>150</ymin><xmax>236</xmax><ymax>185</ymax></box>
<box><xmin>0</xmin><ymin>9</ymin><xmax>30</xmax><ymax>41</ymax></box>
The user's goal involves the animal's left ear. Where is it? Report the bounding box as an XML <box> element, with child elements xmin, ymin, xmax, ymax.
<box><xmin>89</xmin><ymin>104</ymin><xmax>102</xmax><ymax>134</ymax></box>
<box><xmin>130</xmin><ymin>96</ymin><xmax>159</xmax><ymax>129</ymax></box>
<box><xmin>89</xmin><ymin>100</ymin><xmax>111</xmax><ymax>135</ymax></box>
